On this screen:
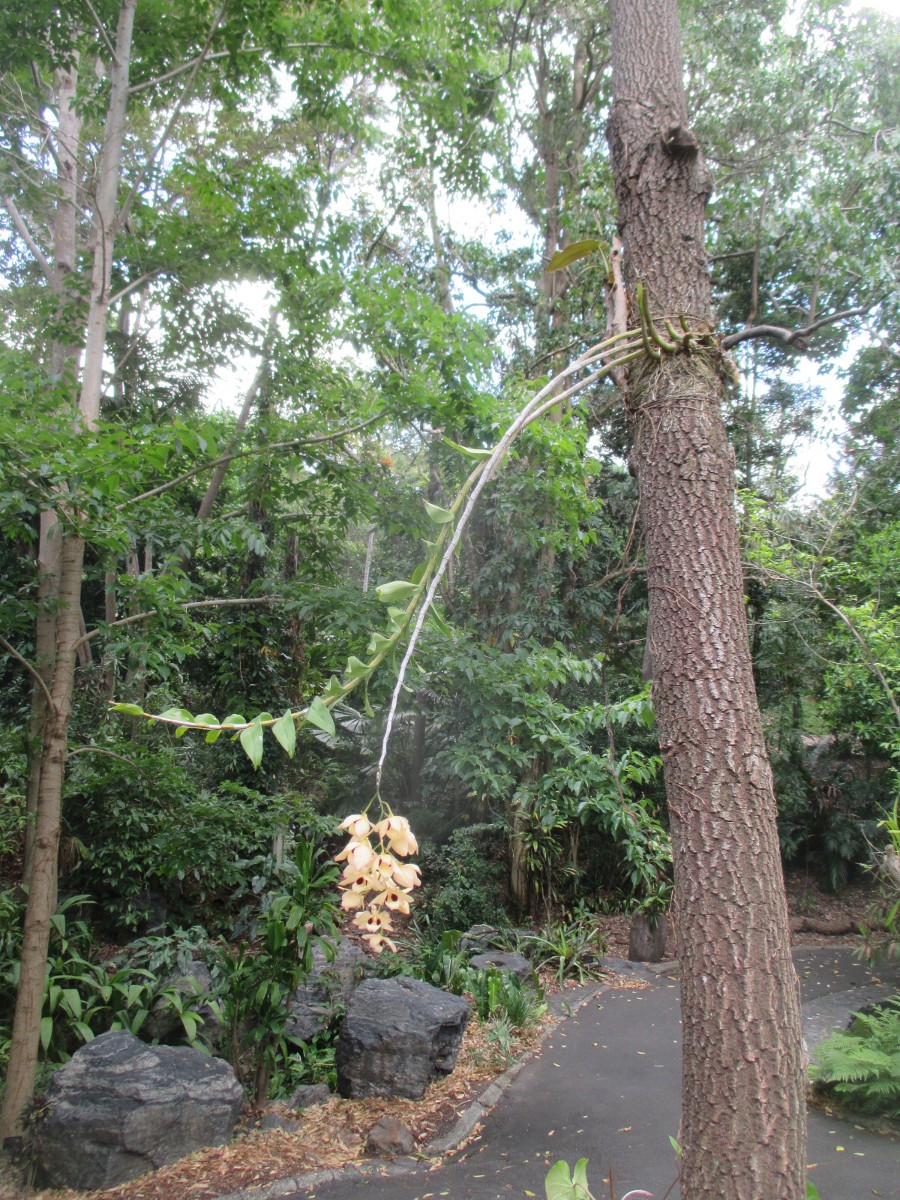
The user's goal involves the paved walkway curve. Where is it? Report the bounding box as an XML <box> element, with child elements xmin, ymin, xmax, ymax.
<box><xmin>221</xmin><ymin>948</ymin><xmax>900</xmax><ymax>1200</ymax></box>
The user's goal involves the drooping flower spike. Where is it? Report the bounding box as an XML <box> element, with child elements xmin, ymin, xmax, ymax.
<box><xmin>335</xmin><ymin>805</ymin><xmax>421</xmax><ymax>953</ymax></box>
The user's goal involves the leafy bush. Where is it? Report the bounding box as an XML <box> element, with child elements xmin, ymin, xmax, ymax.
<box><xmin>462</xmin><ymin>966</ymin><xmax>545</xmax><ymax>1028</ymax></box>
<box><xmin>208</xmin><ymin>840</ymin><xmax>340</xmax><ymax>1105</ymax></box>
<box><xmin>521</xmin><ymin>917</ymin><xmax>608</xmax><ymax>987</ymax></box>
<box><xmin>0</xmin><ymin>895</ymin><xmax>206</xmax><ymax>1071</ymax></box>
<box><xmin>416</xmin><ymin>824</ymin><xmax>511</xmax><ymax>934</ymax></box>
<box><xmin>810</xmin><ymin>998</ymin><xmax>900</xmax><ymax>1117</ymax></box>
<box><xmin>63</xmin><ymin>743</ymin><xmax>335</xmax><ymax>930</ymax></box>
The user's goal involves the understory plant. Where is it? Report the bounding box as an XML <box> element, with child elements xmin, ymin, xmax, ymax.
<box><xmin>810</xmin><ymin>997</ymin><xmax>900</xmax><ymax>1118</ymax></box>
<box><xmin>521</xmin><ymin>917</ymin><xmax>608</xmax><ymax>987</ymax></box>
<box><xmin>209</xmin><ymin>839</ymin><xmax>340</xmax><ymax>1105</ymax></box>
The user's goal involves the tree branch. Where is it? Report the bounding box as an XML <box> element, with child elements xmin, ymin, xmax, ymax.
<box><xmin>83</xmin><ymin>0</ymin><xmax>120</xmax><ymax>65</ymax></box>
<box><xmin>118</xmin><ymin>412</ymin><xmax>385</xmax><ymax>509</ymax></box>
<box><xmin>108</xmin><ymin>269</ymin><xmax>162</xmax><ymax>305</ymax></box>
<box><xmin>1</xmin><ymin>193</ymin><xmax>52</xmax><ymax>280</ymax></box>
<box><xmin>118</xmin><ymin>3</ymin><xmax>228</xmax><ymax>232</ymax></box>
<box><xmin>0</xmin><ymin>636</ymin><xmax>57</xmax><ymax>714</ymax></box>
<box><xmin>73</xmin><ymin>595</ymin><xmax>279</xmax><ymax>650</ymax></box>
<box><xmin>721</xmin><ymin>304</ymin><xmax>873</xmax><ymax>350</ymax></box>
<box><xmin>747</xmin><ymin>565</ymin><xmax>900</xmax><ymax>734</ymax></box>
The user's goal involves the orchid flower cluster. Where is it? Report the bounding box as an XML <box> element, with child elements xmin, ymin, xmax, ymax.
<box><xmin>335</xmin><ymin>812</ymin><xmax>422</xmax><ymax>953</ymax></box>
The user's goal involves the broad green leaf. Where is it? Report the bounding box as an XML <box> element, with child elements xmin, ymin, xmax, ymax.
<box><xmin>110</xmin><ymin>702</ymin><xmax>144</xmax><ymax>716</ymax></box>
<box><xmin>367</xmin><ymin>631</ymin><xmax>395</xmax><ymax>655</ymax></box>
<box><xmin>239</xmin><ymin>721</ymin><xmax>264</xmax><ymax>769</ymax></box>
<box><xmin>545</xmin><ymin>1160</ymin><xmax>579</xmax><ymax>1200</ymax></box>
<box><xmin>572</xmin><ymin>1160</ymin><xmax>590</xmax><ymax>1194</ymax></box>
<box><xmin>323</xmin><ymin>675</ymin><xmax>344</xmax><ymax>701</ymax></box>
<box><xmin>305</xmin><ymin>695</ymin><xmax>336</xmax><ymax>736</ymax></box>
<box><xmin>271</xmin><ymin>710</ymin><xmax>296</xmax><ymax>758</ymax></box>
<box><xmin>159</xmin><ymin>707</ymin><xmax>193</xmax><ymax>723</ymax></box>
<box><xmin>806</xmin><ymin>1185</ymin><xmax>821</xmax><ymax>1200</ymax></box>
<box><xmin>375</xmin><ymin>580</ymin><xmax>418</xmax><ymax>604</ymax></box>
<box><xmin>193</xmin><ymin>713</ymin><xmax>219</xmax><ymax>725</ymax></box>
<box><xmin>342</xmin><ymin>655</ymin><xmax>371</xmax><ymax>683</ymax></box>
<box><xmin>547</xmin><ymin>238</ymin><xmax>601</xmax><ymax>272</ymax></box>
<box><xmin>221</xmin><ymin>713</ymin><xmax>246</xmax><ymax>727</ymax></box>
<box><xmin>175</xmin><ymin>726</ymin><xmax>189</xmax><ymax>738</ymax></box>
<box><xmin>205</xmin><ymin>729</ymin><xmax>223</xmax><ymax>744</ymax></box>
<box><xmin>40</xmin><ymin>1016</ymin><xmax>53</xmax><ymax>1051</ymax></box>
<box><xmin>424</xmin><ymin>499</ymin><xmax>454</xmax><ymax>525</ymax></box>
<box><xmin>443</xmin><ymin>437</ymin><xmax>493</xmax><ymax>460</ymax></box>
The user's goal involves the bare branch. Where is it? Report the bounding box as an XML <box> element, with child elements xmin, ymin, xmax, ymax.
<box><xmin>0</xmin><ymin>636</ymin><xmax>57</xmax><ymax>714</ymax></box>
<box><xmin>83</xmin><ymin>0</ymin><xmax>120</xmax><ymax>64</ymax></box>
<box><xmin>721</xmin><ymin>304</ymin><xmax>873</xmax><ymax>350</ymax></box>
<box><xmin>747</xmin><ymin>565</ymin><xmax>900</xmax><ymax>734</ymax></box>
<box><xmin>119</xmin><ymin>411</ymin><xmax>385</xmax><ymax>509</ymax></box>
<box><xmin>65</xmin><ymin>747</ymin><xmax>153</xmax><ymax>778</ymax></box>
<box><xmin>118</xmin><ymin>3</ymin><xmax>228</xmax><ymax>232</ymax></box>
<box><xmin>108</xmin><ymin>269</ymin><xmax>162</xmax><ymax>305</ymax></box>
<box><xmin>1</xmin><ymin>194</ymin><xmax>52</xmax><ymax>280</ymax></box>
<box><xmin>73</xmin><ymin>595</ymin><xmax>279</xmax><ymax>650</ymax></box>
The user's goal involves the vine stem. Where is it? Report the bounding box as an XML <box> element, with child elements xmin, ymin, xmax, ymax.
<box><xmin>375</xmin><ymin>342</ymin><xmax>642</xmax><ymax>789</ymax></box>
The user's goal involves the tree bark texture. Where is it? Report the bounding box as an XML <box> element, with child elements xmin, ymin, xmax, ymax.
<box><xmin>607</xmin><ymin>2</ymin><xmax>805</xmax><ymax>1197</ymax></box>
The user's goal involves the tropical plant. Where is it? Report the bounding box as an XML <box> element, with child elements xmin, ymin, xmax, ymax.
<box><xmin>810</xmin><ymin>998</ymin><xmax>900</xmax><ymax>1118</ymax></box>
<box><xmin>209</xmin><ymin>840</ymin><xmax>340</xmax><ymax>1105</ymax></box>
<box><xmin>521</xmin><ymin>918</ymin><xmax>608</xmax><ymax>988</ymax></box>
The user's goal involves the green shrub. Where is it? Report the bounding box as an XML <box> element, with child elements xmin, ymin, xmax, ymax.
<box><xmin>63</xmin><ymin>744</ymin><xmax>334</xmax><ymax>931</ymax></box>
<box><xmin>520</xmin><ymin>917</ymin><xmax>608</xmax><ymax>987</ymax></box>
<box><xmin>208</xmin><ymin>840</ymin><xmax>340</xmax><ymax>1105</ymax></box>
<box><xmin>416</xmin><ymin>824</ymin><xmax>510</xmax><ymax>934</ymax></box>
<box><xmin>810</xmin><ymin>997</ymin><xmax>900</xmax><ymax>1117</ymax></box>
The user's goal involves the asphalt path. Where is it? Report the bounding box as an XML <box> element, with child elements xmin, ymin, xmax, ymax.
<box><xmin>258</xmin><ymin>948</ymin><xmax>899</xmax><ymax>1200</ymax></box>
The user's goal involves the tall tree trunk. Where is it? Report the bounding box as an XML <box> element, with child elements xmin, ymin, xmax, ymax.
<box><xmin>23</xmin><ymin>64</ymin><xmax>83</xmax><ymax>886</ymax></box>
<box><xmin>606</xmin><ymin>2</ymin><xmax>805</xmax><ymax>1197</ymax></box>
<box><xmin>0</xmin><ymin>0</ymin><xmax>139</xmax><ymax>1144</ymax></box>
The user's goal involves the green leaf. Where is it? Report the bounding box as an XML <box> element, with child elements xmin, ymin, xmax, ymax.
<box><xmin>424</xmin><ymin>499</ymin><xmax>454</xmax><ymax>525</ymax></box>
<box><xmin>571</xmin><ymin>1160</ymin><xmax>590</xmax><ymax>1194</ymax></box>
<box><xmin>40</xmin><ymin>1016</ymin><xmax>53</xmax><ymax>1051</ymax></box>
<box><xmin>545</xmin><ymin>1160</ymin><xmax>578</xmax><ymax>1200</ymax></box>
<box><xmin>443</xmin><ymin>437</ymin><xmax>493</xmax><ymax>460</ymax></box>
<box><xmin>271</xmin><ymin>710</ymin><xmax>296</xmax><ymax>758</ymax></box>
<box><xmin>375</xmin><ymin>580</ymin><xmax>418</xmax><ymax>604</ymax></box>
<box><xmin>239</xmin><ymin>721</ymin><xmax>264</xmax><ymax>769</ymax></box>
<box><xmin>159</xmin><ymin>707</ymin><xmax>193</xmax><ymax>723</ymax></box>
<box><xmin>367</xmin><ymin>631</ymin><xmax>395</xmax><ymax>655</ymax></box>
<box><xmin>323</xmin><ymin>675</ymin><xmax>344</xmax><ymax>701</ymax></box>
<box><xmin>110</xmin><ymin>702</ymin><xmax>145</xmax><ymax>716</ymax></box>
<box><xmin>305</xmin><ymin>695</ymin><xmax>336</xmax><ymax>736</ymax></box>
<box><xmin>342</xmin><ymin>655</ymin><xmax>371</xmax><ymax>683</ymax></box>
<box><xmin>806</xmin><ymin>1184</ymin><xmax>821</xmax><ymax>1200</ymax></box>
<box><xmin>221</xmin><ymin>713</ymin><xmax>246</xmax><ymax>727</ymax></box>
<box><xmin>428</xmin><ymin>606</ymin><xmax>453</xmax><ymax>637</ymax></box>
<box><xmin>193</xmin><ymin>713</ymin><xmax>219</xmax><ymax>725</ymax></box>
<box><xmin>547</xmin><ymin>238</ymin><xmax>601</xmax><ymax>272</ymax></box>
<box><xmin>205</xmin><ymin>729</ymin><xmax>223</xmax><ymax>744</ymax></box>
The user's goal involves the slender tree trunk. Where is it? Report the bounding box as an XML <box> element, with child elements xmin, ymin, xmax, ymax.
<box><xmin>606</xmin><ymin>2</ymin><xmax>805</xmax><ymax>1197</ymax></box>
<box><xmin>23</xmin><ymin>64</ymin><xmax>83</xmax><ymax>886</ymax></box>
<box><xmin>1</xmin><ymin>536</ymin><xmax>85</xmax><ymax>1141</ymax></box>
<box><xmin>0</xmin><ymin>0</ymin><xmax>139</xmax><ymax>1144</ymax></box>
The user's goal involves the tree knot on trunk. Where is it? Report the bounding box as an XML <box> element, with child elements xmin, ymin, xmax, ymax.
<box><xmin>663</xmin><ymin>123</ymin><xmax>700</xmax><ymax>158</ymax></box>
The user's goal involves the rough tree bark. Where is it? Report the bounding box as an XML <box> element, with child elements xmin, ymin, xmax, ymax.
<box><xmin>606</xmin><ymin>1</ymin><xmax>806</xmax><ymax>1197</ymax></box>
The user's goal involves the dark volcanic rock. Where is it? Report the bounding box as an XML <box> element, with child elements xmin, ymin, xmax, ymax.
<box><xmin>285</xmin><ymin>938</ymin><xmax>374</xmax><ymax>1042</ymax></box>
<box><xmin>35</xmin><ymin>1031</ymin><xmax>243</xmax><ymax>1190</ymax></box>
<box><xmin>468</xmin><ymin>950</ymin><xmax>534</xmax><ymax>982</ymax></box>
<box><xmin>336</xmin><ymin>977</ymin><xmax>469</xmax><ymax>1100</ymax></box>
